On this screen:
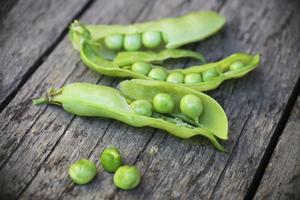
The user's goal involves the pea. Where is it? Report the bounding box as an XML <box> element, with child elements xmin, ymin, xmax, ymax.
<box><xmin>124</xmin><ymin>33</ymin><xmax>142</xmax><ymax>51</ymax></box>
<box><xmin>100</xmin><ymin>147</ymin><xmax>122</xmax><ymax>173</ymax></box>
<box><xmin>131</xmin><ymin>62</ymin><xmax>152</xmax><ymax>76</ymax></box>
<box><xmin>113</xmin><ymin>165</ymin><xmax>141</xmax><ymax>190</ymax></box>
<box><xmin>184</xmin><ymin>73</ymin><xmax>202</xmax><ymax>84</ymax></box>
<box><xmin>68</xmin><ymin>159</ymin><xmax>97</xmax><ymax>185</ymax></box>
<box><xmin>229</xmin><ymin>60</ymin><xmax>244</xmax><ymax>71</ymax></box>
<box><xmin>180</xmin><ymin>94</ymin><xmax>203</xmax><ymax>124</ymax></box>
<box><xmin>153</xmin><ymin>93</ymin><xmax>174</xmax><ymax>114</ymax></box>
<box><xmin>202</xmin><ymin>69</ymin><xmax>218</xmax><ymax>81</ymax></box>
<box><xmin>131</xmin><ymin>100</ymin><xmax>152</xmax><ymax>117</ymax></box>
<box><xmin>142</xmin><ymin>31</ymin><xmax>162</xmax><ymax>48</ymax></box>
<box><xmin>148</xmin><ymin>68</ymin><xmax>168</xmax><ymax>81</ymax></box>
<box><xmin>104</xmin><ymin>34</ymin><xmax>123</xmax><ymax>50</ymax></box>
<box><xmin>166</xmin><ymin>72</ymin><xmax>184</xmax><ymax>84</ymax></box>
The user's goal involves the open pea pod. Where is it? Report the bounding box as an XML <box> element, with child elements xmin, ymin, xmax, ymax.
<box><xmin>172</xmin><ymin>53</ymin><xmax>260</xmax><ymax>91</ymax></box>
<box><xmin>79</xmin><ymin>40</ymin><xmax>260</xmax><ymax>91</ymax></box>
<box><xmin>70</xmin><ymin>11</ymin><xmax>225</xmax><ymax>50</ymax></box>
<box><xmin>69</xmin><ymin>20</ymin><xmax>206</xmax><ymax>64</ymax></box>
<box><xmin>33</xmin><ymin>80</ymin><xmax>228</xmax><ymax>151</ymax></box>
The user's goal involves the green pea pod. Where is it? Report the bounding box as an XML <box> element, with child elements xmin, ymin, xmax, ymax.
<box><xmin>79</xmin><ymin>40</ymin><xmax>260</xmax><ymax>91</ymax></box>
<box><xmin>69</xmin><ymin>20</ymin><xmax>206</xmax><ymax>64</ymax></box>
<box><xmin>70</xmin><ymin>11</ymin><xmax>225</xmax><ymax>50</ymax></box>
<box><xmin>113</xmin><ymin>49</ymin><xmax>206</xmax><ymax>66</ymax></box>
<box><xmin>173</xmin><ymin>53</ymin><xmax>260</xmax><ymax>91</ymax></box>
<box><xmin>33</xmin><ymin>80</ymin><xmax>228</xmax><ymax>151</ymax></box>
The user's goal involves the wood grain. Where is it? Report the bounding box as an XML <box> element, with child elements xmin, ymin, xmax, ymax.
<box><xmin>0</xmin><ymin>0</ymin><xmax>92</xmax><ymax>109</ymax></box>
<box><xmin>0</xmin><ymin>0</ymin><xmax>299</xmax><ymax>199</ymax></box>
<box><xmin>0</xmin><ymin>0</ymin><xmax>152</xmax><ymax>199</ymax></box>
<box><xmin>255</xmin><ymin>95</ymin><xmax>300</xmax><ymax>200</ymax></box>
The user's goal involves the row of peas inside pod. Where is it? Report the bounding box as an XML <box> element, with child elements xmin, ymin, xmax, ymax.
<box><xmin>131</xmin><ymin>92</ymin><xmax>203</xmax><ymax>126</ymax></box>
<box><xmin>130</xmin><ymin>59</ymin><xmax>245</xmax><ymax>84</ymax></box>
<box><xmin>104</xmin><ymin>31</ymin><xmax>167</xmax><ymax>51</ymax></box>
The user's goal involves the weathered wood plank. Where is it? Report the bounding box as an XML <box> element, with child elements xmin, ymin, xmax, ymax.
<box><xmin>0</xmin><ymin>0</ymin><xmax>299</xmax><ymax>200</ymax></box>
<box><xmin>0</xmin><ymin>0</ymin><xmax>152</xmax><ymax>199</ymax></box>
<box><xmin>0</xmin><ymin>0</ymin><xmax>92</xmax><ymax>110</ymax></box>
<box><xmin>255</xmin><ymin>94</ymin><xmax>300</xmax><ymax>200</ymax></box>
<box><xmin>207</xmin><ymin>1</ymin><xmax>300</xmax><ymax>199</ymax></box>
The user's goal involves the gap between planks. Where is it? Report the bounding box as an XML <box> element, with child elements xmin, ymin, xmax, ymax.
<box><xmin>245</xmin><ymin>74</ymin><xmax>300</xmax><ymax>199</ymax></box>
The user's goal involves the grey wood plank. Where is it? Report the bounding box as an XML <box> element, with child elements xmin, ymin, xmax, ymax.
<box><xmin>0</xmin><ymin>0</ymin><xmax>299</xmax><ymax>200</ymax></box>
<box><xmin>0</xmin><ymin>0</ymin><xmax>92</xmax><ymax>110</ymax></box>
<box><xmin>207</xmin><ymin>1</ymin><xmax>300</xmax><ymax>199</ymax></box>
<box><xmin>254</xmin><ymin>95</ymin><xmax>300</xmax><ymax>200</ymax></box>
<box><xmin>0</xmin><ymin>0</ymin><xmax>152</xmax><ymax>199</ymax></box>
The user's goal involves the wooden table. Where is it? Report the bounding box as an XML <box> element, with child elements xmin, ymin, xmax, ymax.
<box><xmin>0</xmin><ymin>0</ymin><xmax>299</xmax><ymax>199</ymax></box>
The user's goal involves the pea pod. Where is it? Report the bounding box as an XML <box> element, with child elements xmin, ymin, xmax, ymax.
<box><xmin>33</xmin><ymin>80</ymin><xmax>228</xmax><ymax>151</ymax></box>
<box><xmin>69</xmin><ymin>21</ymin><xmax>206</xmax><ymax>64</ymax></box>
<box><xmin>69</xmin><ymin>11</ymin><xmax>225</xmax><ymax>50</ymax></box>
<box><xmin>78</xmin><ymin>40</ymin><xmax>260</xmax><ymax>91</ymax></box>
<box><xmin>113</xmin><ymin>49</ymin><xmax>206</xmax><ymax>66</ymax></box>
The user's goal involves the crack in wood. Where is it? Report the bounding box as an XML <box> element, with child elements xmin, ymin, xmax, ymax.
<box><xmin>245</xmin><ymin>75</ymin><xmax>300</xmax><ymax>199</ymax></box>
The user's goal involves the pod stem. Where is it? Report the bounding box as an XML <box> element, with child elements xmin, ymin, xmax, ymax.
<box><xmin>32</xmin><ymin>97</ymin><xmax>49</xmax><ymax>105</ymax></box>
<box><xmin>32</xmin><ymin>87</ymin><xmax>61</xmax><ymax>106</ymax></box>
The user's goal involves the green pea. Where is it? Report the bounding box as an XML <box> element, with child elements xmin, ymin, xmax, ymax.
<box><xmin>124</xmin><ymin>33</ymin><xmax>142</xmax><ymax>51</ymax></box>
<box><xmin>68</xmin><ymin>159</ymin><xmax>97</xmax><ymax>185</ymax></box>
<box><xmin>100</xmin><ymin>147</ymin><xmax>122</xmax><ymax>173</ymax></box>
<box><xmin>113</xmin><ymin>165</ymin><xmax>141</xmax><ymax>190</ymax></box>
<box><xmin>131</xmin><ymin>100</ymin><xmax>152</xmax><ymax>117</ymax></box>
<box><xmin>148</xmin><ymin>68</ymin><xmax>168</xmax><ymax>81</ymax></box>
<box><xmin>153</xmin><ymin>93</ymin><xmax>174</xmax><ymax>114</ymax></box>
<box><xmin>202</xmin><ymin>69</ymin><xmax>219</xmax><ymax>81</ymax></box>
<box><xmin>131</xmin><ymin>62</ymin><xmax>152</xmax><ymax>76</ymax></box>
<box><xmin>166</xmin><ymin>72</ymin><xmax>184</xmax><ymax>84</ymax></box>
<box><xmin>180</xmin><ymin>94</ymin><xmax>203</xmax><ymax>124</ymax></box>
<box><xmin>104</xmin><ymin>34</ymin><xmax>123</xmax><ymax>50</ymax></box>
<box><xmin>229</xmin><ymin>60</ymin><xmax>244</xmax><ymax>71</ymax></box>
<box><xmin>184</xmin><ymin>73</ymin><xmax>202</xmax><ymax>84</ymax></box>
<box><xmin>142</xmin><ymin>31</ymin><xmax>162</xmax><ymax>48</ymax></box>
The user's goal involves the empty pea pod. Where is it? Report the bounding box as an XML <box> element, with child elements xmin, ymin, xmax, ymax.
<box><xmin>78</xmin><ymin>41</ymin><xmax>260</xmax><ymax>91</ymax></box>
<box><xmin>113</xmin><ymin>49</ymin><xmax>206</xmax><ymax>66</ymax></box>
<box><xmin>33</xmin><ymin>80</ymin><xmax>228</xmax><ymax>151</ymax></box>
<box><xmin>69</xmin><ymin>11</ymin><xmax>225</xmax><ymax>50</ymax></box>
